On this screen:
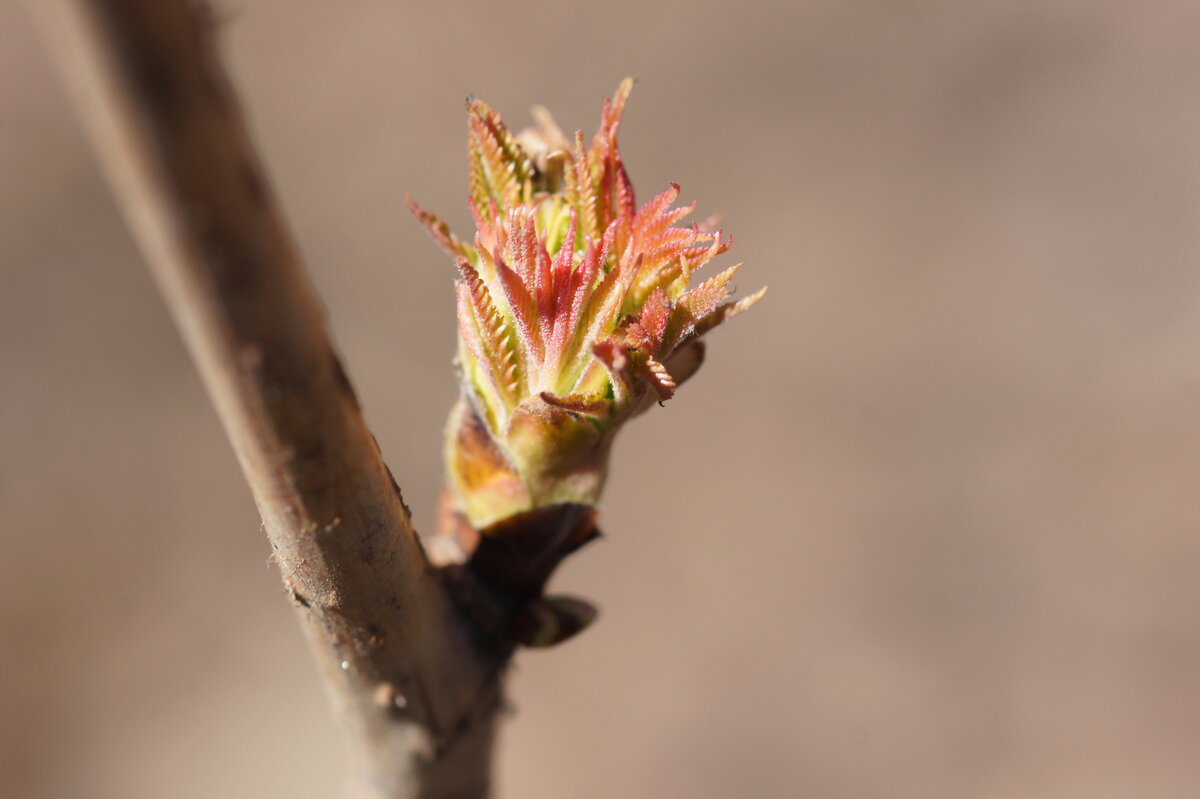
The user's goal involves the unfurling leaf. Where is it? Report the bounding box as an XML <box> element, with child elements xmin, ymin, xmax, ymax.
<box><xmin>411</xmin><ymin>79</ymin><xmax>765</xmax><ymax>528</ymax></box>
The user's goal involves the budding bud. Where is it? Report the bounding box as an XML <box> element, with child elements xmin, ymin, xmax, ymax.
<box><xmin>410</xmin><ymin>79</ymin><xmax>765</xmax><ymax>530</ymax></box>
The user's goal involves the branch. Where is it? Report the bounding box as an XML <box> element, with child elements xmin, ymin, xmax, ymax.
<box><xmin>29</xmin><ymin>1</ymin><xmax>498</xmax><ymax>796</ymax></box>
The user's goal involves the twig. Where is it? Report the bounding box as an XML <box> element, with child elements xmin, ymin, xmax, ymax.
<box><xmin>29</xmin><ymin>1</ymin><xmax>498</xmax><ymax>796</ymax></box>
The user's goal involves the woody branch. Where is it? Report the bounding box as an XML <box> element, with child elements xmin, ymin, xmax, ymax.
<box><xmin>28</xmin><ymin>1</ymin><xmax>500</xmax><ymax>796</ymax></box>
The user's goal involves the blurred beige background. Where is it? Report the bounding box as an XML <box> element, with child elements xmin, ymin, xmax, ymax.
<box><xmin>4</xmin><ymin>1</ymin><xmax>1200</xmax><ymax>797</ymax></box>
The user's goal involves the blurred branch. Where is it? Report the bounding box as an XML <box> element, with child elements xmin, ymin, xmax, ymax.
<box><xmin>29</xmin><ymin>1</ymin><xmax>498</xmax><ymax>796</ymax></box>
